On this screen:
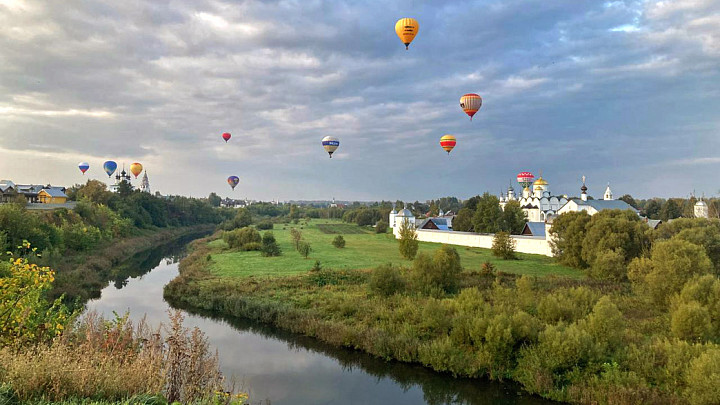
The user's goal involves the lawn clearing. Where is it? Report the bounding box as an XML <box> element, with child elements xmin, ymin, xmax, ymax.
<box><xmin>208</xmin><ymin>220</ymin><xmax>581</xmax><ymax>279</ymax></box>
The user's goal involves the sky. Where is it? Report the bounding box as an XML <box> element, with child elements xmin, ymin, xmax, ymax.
<box><xmin>0</xmin><ymin>0</ymin><xmax>718</xmax><ymax>202</ymax></box>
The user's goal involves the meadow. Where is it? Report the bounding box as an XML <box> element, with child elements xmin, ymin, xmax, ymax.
<box><xmin>206</xmin><ymin>219</ymin><xmax>580</xmax><ymax>278</ymax></box>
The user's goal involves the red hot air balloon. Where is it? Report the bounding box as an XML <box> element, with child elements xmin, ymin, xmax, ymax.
<box><xmin>222</xmin><ymin>132</ymin><xmax>231</xmax><ymax>142</ymax></box>
<box><xmin>517</xmin><ymin>172</ymin><xmax>534</xmax><ymax>189</ymax></box>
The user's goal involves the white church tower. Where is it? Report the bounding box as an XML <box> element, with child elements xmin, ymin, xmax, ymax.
<box><xmin>140</xmin><ymin>171</ymin><xmax>150</xmax><ymax>193</ymax></box>
<box><xmin>695</xmin><ymin>199</ymin><xmax>709</xmax><ymax>219</ymax></box>
<box><xmin>603</xmin><ymin>183</ymin><xmax>613</xmax><ymax>200</ymax></box>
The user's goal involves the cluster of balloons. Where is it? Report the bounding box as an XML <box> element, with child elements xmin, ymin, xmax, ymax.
<box><xmin>77</xmin><ymin>160</ymin><xmax>144</xmax><ymax>178</ymax></box>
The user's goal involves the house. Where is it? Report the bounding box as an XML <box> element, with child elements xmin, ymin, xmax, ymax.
<box><xmin>417</xmin><ymin>218</ymin><xmax>450</xmax><ymax>231</ymax></box>
<box><xmin>521</xmin><ymin>222</ymin><xmax>547</xmax><ymax>237</ymax></box>
<box><xmin>557</xmin><ymin>182</ymin><xmax>637</xmax><ymax>216</ymax></box>
<box><xmin>0</xmin><ymin>180</ymin><xmax>18</xmax><ymax>203</ymax></box>
<box><xmin>37</xmin><ymin>188</ymin><xmax>68</xmax><ymax>204</ymax></box>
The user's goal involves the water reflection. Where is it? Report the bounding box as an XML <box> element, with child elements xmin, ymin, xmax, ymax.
<box><xmin>87</xmin><ymin>243</ymin><xmax>554</xmax><ymax>405</ymax></box>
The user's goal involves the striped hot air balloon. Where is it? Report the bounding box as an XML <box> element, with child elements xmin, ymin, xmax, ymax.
<box><xmin>460</xmin><ymin>93</ymin><xmax>482</xmax><ymax>120</ymax></box>
<box><xmin>322</xmin><ymin>136</ymin><xmax>339</xmax><ymax>158</ymax></box>
<box><xmin>78</xmin><ymin>162</ymin><xmax>89</xmax><ymax>175</ymax></box>
<box><xmin>440</xmin><ymin>135</ymin><xmax>456</xmax><ymax>155</ymax></box>
<box><xmin>395</xmin><ymin>18</ymin><xmax>419</xmax><ymax>50</ymax></box>
<box><xmin>517</xmin><ymin>172</ymin><xmax>535</xmax><ymax>189</ymax></box>
<box><xmin>227</xmin><ymin>176</ymin><xmax>239</xmax><ymax>190</ymax></box>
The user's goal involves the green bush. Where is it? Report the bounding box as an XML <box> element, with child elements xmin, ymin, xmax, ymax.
<box><xmin>332</xmin><ymin>235</ymin><xmax>346</xmax><ymax>248</ymax></box>
<box><xmin>369</xmin><ymin>264</ymin><xmax>405</xmax><ymax>297</ymax></box>
<box><xmin>62</xmin><ymin>223</ymin><xmax>101</xmax><ymax>252</ymax></box>
<box><xmin>491</xmin><ymin>231</ymin><xmax>516</xmax><ymax>260</ymax></box>
<box><xmin>586</xmin><ymin>296</ymin><xmax>625</xmax><ymax>350</ymax></box>
<box><xmin>260</xmin><ymin>231</ymin><xmax>281</xmax><ymax>257</ymax></box>
<box><xmin>631</xmin><ymin>239</ymin><xmax>713</xmax><ymax>305</ymax></box>
<box><xmin>685</xmin><ymin>348</ymin><xmax>720</xmax><ymax>405</ymax></box>
<box><xmin>537</xmin><ymin>286</ymin><xmax>599</xmax><ymax>324</ymax></box>
<box><xmin>671</xmin><ymin>301</ymin><xmax>712</xmax><ymax>342</ymax></box>
<box><xmin>375</xmin><ymin>220</ymin><xmax>388</xmax><ymax>234</ymax></box>
<box><xmin>223</xmin><ymin>227</ymin><xmax>261</xmax><ymax>249</ymax></box>
<box><xmin>410</xmin><ymin>245</ymin><xmax>462</xmax><ymax>295</ymax></box>
<box><xmin>256</xmin><ymin>220</ymin><xmax>274</xmax><ymax>230</ymax></box>
<box><xmin>240</xmin><ymin>242</ymin><xmax>262</xmax><ymax>251</ymax></box>
<box><xmin>297</xmin><ymin>241</ymin><xmax>312</xmax><ymax>259</ymax></box>
<box><xmin>398</xmin><ymin>219</ymin><xmax>418</xmax><ymax>260</ymax></box>
<box><xmin>588</xmin><ymin>248</ymin><xmax>627</xmax><ymax>281</ymax></box>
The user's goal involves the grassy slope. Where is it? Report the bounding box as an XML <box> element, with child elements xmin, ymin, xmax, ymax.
<box><xmin>208</xmin><ymin>219</ymin><xmax>580</xmax><ymax>278</ymax></box>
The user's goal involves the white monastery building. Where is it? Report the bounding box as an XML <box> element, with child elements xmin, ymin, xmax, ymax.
<box><xmin>695</xmin><ymin>199</ymin><xmax>709</xmax><ymax>219</ymax></box>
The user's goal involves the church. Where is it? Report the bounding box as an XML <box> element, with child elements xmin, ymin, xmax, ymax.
<box><xmin>499</xmin><ymin>175</ymin><xmax>568</xmax><ymax>222</ymax></box>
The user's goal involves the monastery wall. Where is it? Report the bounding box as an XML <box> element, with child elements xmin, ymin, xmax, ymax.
<box><xmin>394</xmin><ymin>228</ymin><xmax>554</xmax><ymax>257</ymax></box>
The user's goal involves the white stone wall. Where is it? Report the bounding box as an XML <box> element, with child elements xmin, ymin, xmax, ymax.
<box><xmin>394</xmin><ymin>228</ymin><xmax>554</xmax><ymax>257</ymax></box>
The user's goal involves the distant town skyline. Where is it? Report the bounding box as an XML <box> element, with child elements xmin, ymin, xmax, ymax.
<box><xmin>0</xmin><ymin>1</ymin><xmax>718</xmax><ymax>201</ymax></box>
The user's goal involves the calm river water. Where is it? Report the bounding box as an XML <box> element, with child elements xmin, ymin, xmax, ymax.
<box><xmin>86</xmin><ymin>240</ymin><xmax>554</xmax><ymax>405</ymax></box>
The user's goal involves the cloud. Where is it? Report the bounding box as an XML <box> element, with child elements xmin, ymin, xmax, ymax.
<box><xmin>0</xmin><ymin>0</ymin><xmax>717</xmax><ymax>200</ymax></box>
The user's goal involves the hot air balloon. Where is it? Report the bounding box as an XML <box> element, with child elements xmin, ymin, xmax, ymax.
<box><xmin>103</xmin><ymin>161</ymin><xmax>117</xmax><ymax>178</ymax></box>
<box><xmin>440</xmin><ymin>135</ymin><xmax>456</xmax><ymax>155</ymax></box>
<box><xmin>78</xmin><ymin>162</ymin><xmax>89</xmax><ymax>175</ymax></box>
<box><xmin>222</xmin><ymin>132</ymin><xmax>231</xmax><ymax>142</ymax></box>
<box><xmin>395</xmin><ymin>18</ymin><xmax>419</xmax><ymax>50</ymax></box>
<box><xmin>129</xmin><ymin>162</ymin><xmax>143</xmax><ymax>179</ymax></box>
<box><xmin>227</xmin><ymin>176</ymin><xmax>239</xmax><ymax>190</ymax></box>
<box><xmin>322</xmin><ymin>136</ymin><xmax>339</xmax><ymax>158</ymax></box>
<box><xmin>517</xmin><ymin>172</ymin><xmax>535</xmax><ymax>190</ymax></box>
<box><xmin>460</xmin><ymin>94</ymin><xmax>482</xmax><ymax>120</ymax></box>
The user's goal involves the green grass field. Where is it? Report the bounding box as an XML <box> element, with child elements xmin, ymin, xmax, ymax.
<box><xmin>208</xmin><ymin>220</ymin><xmax>581</xmax><ymax>279</ymax></box>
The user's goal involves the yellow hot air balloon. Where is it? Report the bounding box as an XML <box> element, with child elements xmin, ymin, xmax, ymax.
<box><xmin>440</xmin><ymin>135</ymin><xmax>456</xmax><ymax>154</ymax></box>
<box><xmin>395</xmin><ymin>18</ymin><xmax>419</xmax><ymax>50</ymax></box>
<box><xmin>129</xmin><ymin>162</ymin><xmax>143</xmax><ymax>178</ymax></box>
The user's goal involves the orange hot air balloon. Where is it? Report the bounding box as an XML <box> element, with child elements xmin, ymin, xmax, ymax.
<box><xmin>460</xmin><ymin>93</ymin><xmax>482</xmax><ymax>120</ymax></box>
<box><xmin>395</xmin><ymin>18</ymin><xmax>419</xmax><ymax>50</ymax></box>
<box><xmin>129</xmin><ymin>162</ymin><xmax>143</xmax><ymax>178</ymax></box>
<box><xmin>440</xmin><ymin>135</ymin><xmax>456</xmax><ymax>155</ymax></box>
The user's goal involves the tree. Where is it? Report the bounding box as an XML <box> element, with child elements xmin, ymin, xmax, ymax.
<box><xmin>452</xmin><ymin>208</ymin><xmax>474</xmax><ymax>232</ymax></box>
<box><xmin>618</xmin><ymin>194</ymin><xmax>638</xmax><ymax>209</ymax></box>
<box><xmin>222</xmin><ymin>208</ymin><xmax>252</xmax><ymax>230</ymax></box>
<box><xmin>355</xmin><ymin>209</ymin><xmax>376</xmax><ymax>226</ymax></box>
<box><xmin>290</xmin><ymin>228</ymin><xmax>302</xmax><ymax>249</ymax></box>
<box><xmin>429</xmin><ymin>201</ymin><xmax>439</xmax><ymax>217</ymax></box>
<box><xmin>398</xmin><ymin>219</ymin><xmax>419</xmax><ymax>260</ymax></box>
<box><xmin>75</xmin><ymin>179</ymin><xmax>112</xmax><ymax>204</ymax></box>
<box><xmin>550</xmin><ymin>211</ymin><xmax>592</xmax><ymax>268</ymax></box>
<box><xmin>661</xmin><ymin>199</ymin><xmax>682</xmax><ymax>221</ymax></box>
<box><xmin>261</xmin><ymin>231</ymin><xmax>281</xmax><ymax>257</ymax></box>
<box><xmin>643</xmin><ymin>199</ymin><xmax>662</xmax><ymax>220</ymax></box>
<box><xmin>472</xmin><ymin>193</ymin><xmax>502</xmax><ymax>233</ymax></box>
<box><xmin>369</xmin><ymin>264</ymin><xmax>405</xmax><ymax>297</ymax></box>
<box><xmin>332</xmin><ymin>235</ymin><xmax>346</xmax><ymax>248</ymax></box>
<box><xmin>223</xmin><ymin>227</ymin><xmax>261</xmax><ymax>250</ymax></box>
<box><xmin>581</xmin><ymin>209</ymin><xmax>650</xmax><ymax>270</ymax></box>
<box><xmin>208</xmin><ymin>192</ymin><xmax>221</xmax><ymax>207</ymax></box>
<box><xmin>629</xmin><ymin>239</ymin><xmax>713</xmax><ymax>305</ymax></box>
<box><xmin>500</xmin><ymin>200</ymin><xmax>527</xmax><ymax>234</ymax></box>
<box><xmin>492</xmin><ymin>231</ymin><xmax>517</xmax><ymax>260</ymax></box>
<box><xmin>375</xmin><ymin>219</ymin><xmax>388</xmax><ymax>234</ymax></box>
<box><xmin>297</xmin><ymin>241</ymin><xmax>312</xmax><ymax>259</ymax></box>
<box><xmin>410</xmin><ymin>245</ymin><xmax>463</xmax><ymax>294</ymax></box>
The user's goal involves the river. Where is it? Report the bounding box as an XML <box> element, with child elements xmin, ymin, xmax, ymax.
<box><xmin>86</xmin><ymin>239</ymin><xmax>554</xmax><ymax>405</ymax></box>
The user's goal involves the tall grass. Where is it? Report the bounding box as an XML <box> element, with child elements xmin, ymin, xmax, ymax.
<box><xmin>0</xmin><ymin>311</ymin><xmax>245</xmax><ymax>404</ymax></box>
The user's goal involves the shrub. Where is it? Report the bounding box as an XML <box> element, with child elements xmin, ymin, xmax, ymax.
<box><xmin>260</xmin><ymin>231</ymin><xmax>281</xmax><ymax>257</ymax></box>
<box><xmin>398</xmin><ymin>219</ymin><xmax>419</xmax><ymax>260</ymax></box>
<box><xmin>685</xmin><ymin>348</ymin><xmax>720</xmax><ymax>405</ymax></box>
<box><xmin>586</xmin><ymin>296</ymin><xmax>625</xmax><ymax>350</ymax></box>
<box><xmin>240</xmin><ymin>242</ymin><xmax>262</xmax><ymax>251</ymax></box>
<box><xmin>297</xmin><ymin>241</ymin><xmax>312</xmax><ymax>259</ymax></box>
<box><xmin>256</xmin><ymin>220</ymin><xmax>274</xmax><ymax>230</ymax></box>
<box><xmin>369</xmin><ymin>264</ymin><xmax>405</xmax><ymax>297</ymax></box>
<box><xmin>492</xmin><ymin>231</ymin><xmax>516</xmax><ymax>260</ymax></box>
<box><xmin>537</xmin><ymin>286</ymin><xmax>599</xmax><ymax>324</ymax></box>
<box><xmin>410</xmin><ymin>245</ymin><xmax>463</xmax><ymax>294</ymax></box>
<box><xmin>290</xmin><ymin>228</ymin><xmax>302</xmax><ymax>249</ymax></box>
<box><xmin>332</xmin><ymin>235</ymin><xmax>346</xmax><ymax>248</ymax></box>
<box><xmin>62</xmin><ymin>222</ymin><xmax>101</xmax><ymax>252</ymax></box>
<box><xmin>375</xmin><ymin>220</ymin><xmax>388</xmax><ymax>234</ymax></box>
<box><xmin>671</xmin><ymin>302</ymin><xmax>712</xmax><ymax>342</ymax></box>
<box><xmin>588</xmin><ymin>248</ymin><xmax>627</xmax><ymax>281</ymax></box>
<box><xmin>632</xmin><ymin>239</ymin><xmax>713</xmax><ymax>305</ymax></box>
<box><xmin>223</xmin><ymin>227</ymin><xmax>261</xmax><ymax>249</ymax></box>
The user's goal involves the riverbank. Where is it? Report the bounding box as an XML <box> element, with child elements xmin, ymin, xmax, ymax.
<box><xmin>167</xmin><ymin>233</ymin><xmax>688</xmax><ymax>404</ymax></box>
<box><xmin>51</xmin><ymin>224</ymin><xmax>215</xmax><ymax>306</ymax></box>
